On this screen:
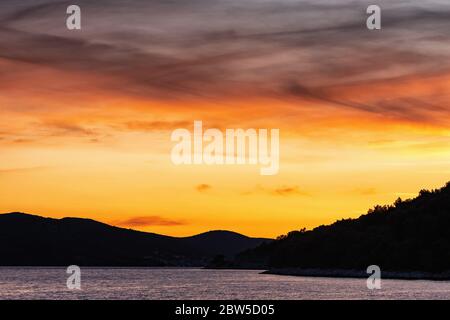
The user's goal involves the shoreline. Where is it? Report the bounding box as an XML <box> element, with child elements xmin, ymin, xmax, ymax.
<box><xmin>263</xmin><ymin>268</ymin><xmax>450</xmax><ymax>281</ymax></box>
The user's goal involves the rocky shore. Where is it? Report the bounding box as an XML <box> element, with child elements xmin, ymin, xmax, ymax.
<box><xmin>263</xmin><ymin>268</ymin><xmax>450</xmax><ymax>280</ymax></box>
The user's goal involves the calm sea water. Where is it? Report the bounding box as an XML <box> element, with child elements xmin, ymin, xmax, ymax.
<box><xmin>0</xmin><ymin>267</ymin><xmax>449</xmax><ymax>300</ymax></box>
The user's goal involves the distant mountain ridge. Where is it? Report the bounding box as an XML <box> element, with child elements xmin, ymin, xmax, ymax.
<box><xmin>237</xmin><ymin>182</ymin><xmax>450</xmax><ymax>274</ymax></box>
<box><xmin>0</xmin><ymin>212</ymin><xmax>270</xmax><ymax>266</ymax></box>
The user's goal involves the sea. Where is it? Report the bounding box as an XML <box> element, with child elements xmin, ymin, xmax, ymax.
<box><xmin>0</xmin><ymin>267</ymin><xmax>449</xmax><ymax>300</ymax></box>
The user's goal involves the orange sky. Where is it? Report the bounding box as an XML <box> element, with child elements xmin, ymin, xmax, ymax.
<box><xmin>1</xmin><ymin>0</ymin><xmax>450</xmax><ymax>237</ymax></box>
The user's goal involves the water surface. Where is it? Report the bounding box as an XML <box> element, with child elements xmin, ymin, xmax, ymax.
<box><xmin>1</xmin><ymin>267</ymin><xmax>449</xmax><ymax>300</ymax></box>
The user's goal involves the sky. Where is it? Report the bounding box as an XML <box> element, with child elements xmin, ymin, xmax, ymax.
<box><xmin>1</xmin><ymin>0</ymin><xmax>450</xmax><ymax>237</ymax></box>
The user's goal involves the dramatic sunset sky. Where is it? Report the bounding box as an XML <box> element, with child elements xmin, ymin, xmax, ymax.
<box><xmin>1</xmin><ymin>0</ymin><xmax>450</xmax><ymax>237</ymax></box>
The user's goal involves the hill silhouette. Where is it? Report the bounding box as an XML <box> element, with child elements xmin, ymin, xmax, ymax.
<box><xmin>237</xmin><ymin>182</ymin><xmax>450</xmax><ymax>274</ymax></box>
<box><xmin>0</xmin><ymin>213</ymin><xmax>270</xmax><ymax>266</ymax></box>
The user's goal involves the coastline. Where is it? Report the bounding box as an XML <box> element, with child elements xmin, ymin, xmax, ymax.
<box><xmin>263</xmin><ymin>268</ymin><xmax>450</xmax><ymax>281</ymax></box>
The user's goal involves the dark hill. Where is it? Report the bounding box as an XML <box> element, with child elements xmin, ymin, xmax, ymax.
<box><xmin>183</xmin><ymin>230</ymin><xmax>268</xmax><ymax>257</ymax></box>
<box><xmin>0</xmin><ymin>212</ymin><xmax>270</xmax><ymax>266</ymax></box>
<box><xmin>237</xmin><ymin>182</ymin><xmax>450</xmax><ymax>273</ymax></box>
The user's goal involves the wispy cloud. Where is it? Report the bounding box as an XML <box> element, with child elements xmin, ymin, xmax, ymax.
<box><xmin>113</xmin><ymin>216</ymin><xmax>186</xmax><ymax>228</ymax></box>
<box><xmin>243</xmin><ymin>185</ymin><xmax>309</xmax><ymax>197</ymax></box>
<box><xmin>124</xmin><ymin>120</ymin><xmax>192</xmax><ymax>132</ymax></box>
<box><xmin>352</xmin><ymin>187</ymin><xmax>378</xmax><ymax>196</ymax></box>
<box><xmin>41</xmin><ymin>121</ymin><xmax>98</xmax><ymax>137</ymax></box>
<box><xmin>0</xmin><ymin>166</ymin><xmax>48</xmax><ymax>174</ymax></box>
<box><xmin>272</xmin><ymin>186</ymin><xmax>310</xmax><ymax>196</ymax></box>
<box><xmin>0</xmin><ymin>0</ymin><xmax>449</xmax><ymax>124</ymax></box>
<box><xmin>196</xmin><ymin>184</ymin><xmax>212</xmax><ymax>192</ymax></box>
